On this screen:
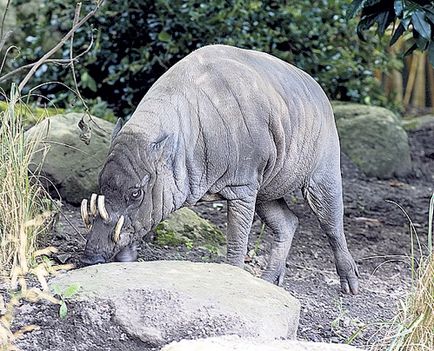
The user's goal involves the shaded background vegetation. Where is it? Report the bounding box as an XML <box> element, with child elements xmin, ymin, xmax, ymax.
<box><xmin>6</xmin><ymin>0</ymin><xmax>398</xmax><ymax>117</ymax></box>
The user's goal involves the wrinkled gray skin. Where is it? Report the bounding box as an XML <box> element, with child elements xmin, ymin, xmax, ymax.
<box><xmin>82</xmin><ymin>45</ymin><xmax>359</xmax><ymax>294</ymax></box>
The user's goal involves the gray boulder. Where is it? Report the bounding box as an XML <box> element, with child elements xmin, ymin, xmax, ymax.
<box><xmin>162</xmin><ymin>336</ymin><xmax>364</xmax><ymax>351</ymax></box>
<box><xmin>333</xmin><ymin>103</ymin><xmax>412</xmax><ymax>179</ymax></box>
<box><xmin>49</xmin><ymin>261</ymin><xmax>300</xmax><ymax>349</ymax></box>
<box><xmin>26</xmin><ymin>113</ymin><xmax>114</xmax><ymax>205</ymax></box>
<box><xmin>155</xmin><ymin>208</ymin><xmax>226</xmax><ymax>255</ymax></box>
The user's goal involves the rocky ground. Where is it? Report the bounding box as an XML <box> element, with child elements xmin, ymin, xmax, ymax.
<box><xmin>6</xmin><ymin>122</ymin><xmax>434</xmax><ymax>350</ymax></box>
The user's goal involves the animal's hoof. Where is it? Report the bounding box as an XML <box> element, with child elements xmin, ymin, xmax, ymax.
<box><xmin>340</xmin><ymin>275</ymin><xmax>359</xmax><ymax>295</ymax></box>
<box><xmin>336</xmin><ymin>253</ymin><xmax>359</xmax><ymax>295</ymax></box>
<box><xmin>261</xmin><ymin>266</ymin><xmax>286</xmax><ymax>286</ymax></box>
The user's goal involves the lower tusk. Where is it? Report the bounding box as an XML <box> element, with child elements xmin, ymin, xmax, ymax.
<box><xmin>113</xmin><ymin>215</ymin><xmax>124</xmax><ymax>243</ymax></box>
<box><xmin>97</xmin><ymin>195</ymin><xmax>110</xmax><ymax>221</ymax></box>
<box><xmin>80</xmin><ymin>199</ymin><xmax>90</xmax><ymax>228</ymax></box>
<box><xmin>90</xmin><ymin>193</ymin><xmax>98</xmax><ymax>216</ymax></box>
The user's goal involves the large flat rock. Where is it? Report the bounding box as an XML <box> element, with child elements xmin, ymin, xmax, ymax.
<box><xmin>49</xmin><ymin>261</ymin><xmax>300</xmax><ymax>348</ymax></box>
<box><xmin>162</xmin><ymin>336</ymin><xmax>364</xmax><ymax>351</ymax></box>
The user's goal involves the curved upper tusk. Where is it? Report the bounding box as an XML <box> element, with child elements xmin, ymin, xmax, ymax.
<box><xmin>113</xmin><ymin>215</ymin><xmax>124</xmax><ymax>243</ymax></box>
<box><xmin>80</xmin><ymin>199</ymin><xmax>90</xmax><ymax>228</ymax></box>
<box><xmin>97</xmin><ymin>195</ymin><xmax>110</xmax><ymax>221</ymax></box>
<box><xmin>90</xmin><ymin>193</ymin><xmax>98</xmax><ymax>216</ymax></box>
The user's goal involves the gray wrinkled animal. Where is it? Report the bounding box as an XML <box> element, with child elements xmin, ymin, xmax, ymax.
<box><xmin>80</xmin><ymin>45</ymin><xmax>359</xmax><ymax>294</ymax></box>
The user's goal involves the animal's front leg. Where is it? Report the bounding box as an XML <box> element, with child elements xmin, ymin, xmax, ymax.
<box><xmin>226</xmin><ymin>198</ymin><xmax>256</xmax><ymax>267</ymax></box>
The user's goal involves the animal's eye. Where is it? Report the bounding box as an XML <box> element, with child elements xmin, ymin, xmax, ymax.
<box><xmin>130</xmin><ymin>189</ymin><xmax>142</xmax><ymax>200</ymax></box>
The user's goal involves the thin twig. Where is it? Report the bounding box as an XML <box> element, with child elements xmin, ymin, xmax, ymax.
<box><xmin>0</xmin><ymin>44</ymin><xmax>18</xmax><ymax>76</ymax></box>
<box><xmin>0</xmin><ymin>59</ymin><xmax>75</xmax><ymax>84</ymax></box>
<box><xmin>17</xmin><ymin>0</ymin><xmax>103</xmax><ymax>93</ymax></box>
<box><xmin>70</xmin><ymin>3</ymin><xmax>84</xmax><ymax>104</ymax></box>
<box><xmin>68</xmin><ymin>2</ymin><xmax>91</xmax><ymax>117</ymax></box>
<box><xmin>0</xmin><ymin>0</ymin><xmax>11</xmax><ymax>48</ymax></box>
<box><xmin>0</xmin><ymin>35</ymin><xmax>95</xmax><ymax>84</ymax></box>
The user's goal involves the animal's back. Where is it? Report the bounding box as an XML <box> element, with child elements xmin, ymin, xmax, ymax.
<box><xmin>127</xmin><ymin>45</ymin><xmax>339</xmax><ymax>202</ymax></box>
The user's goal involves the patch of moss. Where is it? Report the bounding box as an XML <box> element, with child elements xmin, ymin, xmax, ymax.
<box><xmin>0</xmin><ymin>101</ymin><xmax>64</xmax><ymax>128</ymax></box>
<box><xmin>154</xmin><ymin>208</ymin><xmax>226</xmax><ymax>255</ymax></box>
<box><xmin>154</xmin><ymin>226</ymin><xmax>187</xmax><ymax>247</ymax></box>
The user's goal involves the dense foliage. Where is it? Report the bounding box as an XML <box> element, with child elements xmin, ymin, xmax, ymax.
<box><xmin>9</xmin><ymin>0</ymin><xmax>397</xmax><ymax>117</ymax></box>
<box><xmin>350</xmin><ymin>0</ymin><xmax>434</xmax><ymax>65</ymax></box>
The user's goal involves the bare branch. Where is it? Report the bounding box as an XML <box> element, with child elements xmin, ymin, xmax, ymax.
<box><xmin>0</xmin><ymin>58</ymin><xmax>74</xmax><ymax>84</ymax></box>
<box><xmin>0</xmin><ymin>44</ymin><xmax>18</xmax><ymax>76</ymax></box>
<box><xmin>0</xmin><ymin>0</ymin><xmax>11</xmax><ymax>45</ymax></box>
<box><xmin>70</xmin><ymin>2</ymin><xmax>88</xmax><ymax>110</ymax></box>
<box><xmin>0</xmin><ymin>34</ymin><xmax>96</xmax><ymax>85</ymax></box>
<box><xmin>17</xmin><ymin>0</ymin><xmax>104</xmax><ymax>93</ymax></box>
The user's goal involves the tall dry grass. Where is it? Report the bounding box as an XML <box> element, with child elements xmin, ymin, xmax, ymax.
<box><xmin>377</xmin><ymin>193</ymin><xmax>434</xmax><ymax>351</ymax></box>
<box><xmin>0</xmin><ymin>85</ymin><xmax>52</xmax><ymax>280</ymax></box>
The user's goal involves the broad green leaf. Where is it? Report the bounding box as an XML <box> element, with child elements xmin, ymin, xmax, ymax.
<box><xmin>63</xmin><ymin>283</ymin><xmax>81</xmax><ymax>299</ymax></box>
<box><xmin>158</xmin><ymin>31</ymin><xmax>171</xmax><ymax>42</ymax></box>
<box><xmin>412</xmin><ymin>10</ymin><xmax>431</xmax><ymax>41</ymax></box>
<box><xmin>59</xmin><ymin>301</ymin><xmax>67</xmax><ymax>319</ymax></box>
<box><xmin>394</xmin><ymin>0</ymin><xmax>403</xmax><ymax>17</ymax></box>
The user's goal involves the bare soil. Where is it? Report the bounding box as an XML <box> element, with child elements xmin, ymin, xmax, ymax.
<box><xmin>8</xmin><ymin>125</ymin><xmax>434</xmax><ymax>350</ymax></box>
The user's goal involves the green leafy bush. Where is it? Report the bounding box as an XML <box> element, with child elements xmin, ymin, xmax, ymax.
<box><xmin>8</xmin><ymin>0</ymin><xmax>398</xmax><ymax>116</ymax></box>
<box><xmin>350</xmin><ymin>0</ymin><xmax>434</xmax><ymax>65</ymax></box>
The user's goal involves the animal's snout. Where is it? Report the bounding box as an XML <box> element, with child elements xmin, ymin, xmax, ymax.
<box><xmin>80</xmin><ymin>252</ymin><xmax>106</xmax><ymax>266</ymax></box>
<box><xmin>114</xmin><ymin>244</ymin><xmax>138</xmax><ymax>262</ymax></box>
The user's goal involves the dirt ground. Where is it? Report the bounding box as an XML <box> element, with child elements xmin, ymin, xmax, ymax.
<box><xmin>8</xmin><ymin>124</ymin><xmax>434</xmax><ymax>350</ymax></box>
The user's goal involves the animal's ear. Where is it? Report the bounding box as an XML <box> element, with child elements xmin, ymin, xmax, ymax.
<box><xmin>150</xmin><ymin>133</ymin><xmax>174</xmax><ymax>162</ymax></box>
<box><xmin>111</xmin><ymin>117</ymin><xmax>129</xmax><ymax>142</ymax></box>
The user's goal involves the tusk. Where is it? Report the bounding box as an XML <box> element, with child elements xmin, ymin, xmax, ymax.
<box><xmin>113</xmin><ymin>215</ymin><xmax>124</xmax><ymax>243</ymax></box>
<box><xmin>80</xmin><ymin>199</ymin><xmax>90</xmax><ymax>228</ymax></box>
<box><xmin>97</xmin><ymin>195</ymin><xmax>110</xmax><ymax>221</ymax></box>
<box><xmin>90</xmin><ymin>193</ymin><xmax>98</xmax><ymax>216</ymax></box>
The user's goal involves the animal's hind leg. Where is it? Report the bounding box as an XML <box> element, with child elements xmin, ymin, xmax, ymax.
<box><xmin>226</xmin><ymin>198</ymin><xmax>257</xmax><ymax>267</ymax></box>
<box><xmin>256</xmin><ymin>198</ymin><xmax>298</xmax><ymax>286</ymax></box>
<box><xmin>303</xmin><ymin>166</ymin><xmax>359</xmax><ymax>294</ymax></box>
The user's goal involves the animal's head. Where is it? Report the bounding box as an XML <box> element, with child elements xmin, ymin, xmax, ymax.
<box><xmin>80</xmin><ymin>131</ymin><xmax>174</xmax><ymax>265</ymax></box>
